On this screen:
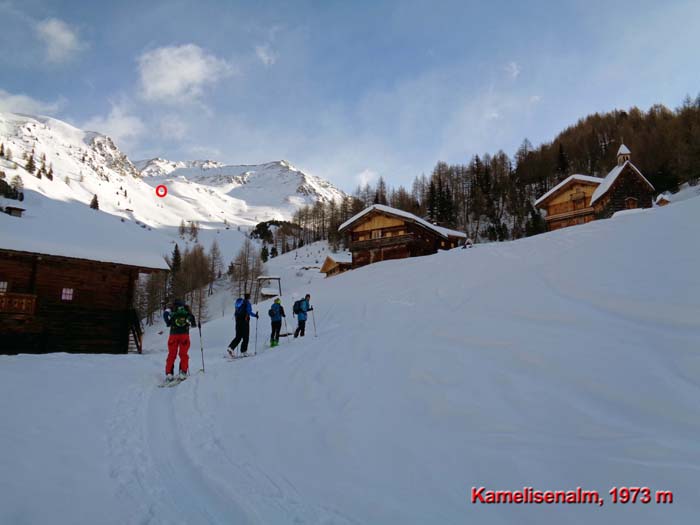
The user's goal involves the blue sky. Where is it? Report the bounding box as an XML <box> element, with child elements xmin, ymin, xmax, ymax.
<box><xmin>1</xmin><ymin>0</ymin><xmax>699</xmax><ymax>191</ymax></box>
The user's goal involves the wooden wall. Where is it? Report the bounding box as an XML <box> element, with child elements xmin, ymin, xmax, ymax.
<box><xmin>347</xmin><ymin>213</ymin><xmax>446</xmax><ymax>268</ymax></box>
<box><xmin>0</xmin><ymin>250</ymin><xmax>140</xmax><ymax>354</ymax></box>
<box><xmin>594</xmin><ymin>167</ymin><xmax>654</xmax><ymax>218</ymax></box>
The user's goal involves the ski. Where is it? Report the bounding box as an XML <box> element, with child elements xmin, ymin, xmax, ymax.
<box><xmin>158</xmin><ymin>377</ymin><xmax>186</xmax><ymax>388</ymax></box>
<box><xmin>225</xmin><ymin>353</ymin><xmax>254</xmax><ymax>361</ymax></box>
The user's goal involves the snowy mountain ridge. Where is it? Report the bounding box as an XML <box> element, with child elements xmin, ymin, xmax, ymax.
<box><xmin>133</xmin><ymin>158</ymin><xmax>225</xmax><ymax>177</ymax></box>
<box><xmin>0</xmin><ymin>111</ymin><xmax>346</xmax><ymax>229</ymax></box>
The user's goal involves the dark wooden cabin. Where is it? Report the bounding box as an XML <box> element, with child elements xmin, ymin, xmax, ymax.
<box><xmin>338</xmin><ymin>204</ymin><xmax>466</xmax><ymax>269</ymax></box>
<box><xmin>0</xmin><ymin>249</ymin><xmax>166</xmax><ymax>354</ymax></box>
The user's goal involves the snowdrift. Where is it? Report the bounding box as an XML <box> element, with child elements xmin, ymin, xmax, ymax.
<box><xmin>1</xmin><ymin>197</ymin><xmax>699</xmax><ymax>524</ymax></box>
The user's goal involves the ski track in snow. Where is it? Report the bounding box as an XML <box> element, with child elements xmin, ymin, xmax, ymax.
<box><xmin>106</xmin><ymin>354</ymin><xmax>356</xmax><ymax>525</ymax></box>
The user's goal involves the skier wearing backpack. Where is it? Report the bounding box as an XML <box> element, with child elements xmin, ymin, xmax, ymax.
<box><xmin>293</xmin><ymin>293</ymin><xmax>313</xmax><ymax>338</ymax></box>
<box><xmin>227</xmin><ymin>293</ymin><xmax>258</xmax><ymax>356</ymax></box>
<box><xmin>268</xmin><ymin>297</ymin><xmax>286</xmax><ymax>347</ymax></box>
<box><xmin>163</xmin><ymin>299</ymin><xmax>197</xmax><ymax>382</ymax></box>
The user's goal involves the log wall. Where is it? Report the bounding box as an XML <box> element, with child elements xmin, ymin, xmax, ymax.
<box><xmin>0</xmin><ymin>250</ymin><xmax>144</xmax><ymax>354</ymax></box>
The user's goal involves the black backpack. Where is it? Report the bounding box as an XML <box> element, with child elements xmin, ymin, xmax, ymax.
<box><xmin>293</xmin><ymin>299</ymin><xmax>302</xmax><ymax>315</ymax></box>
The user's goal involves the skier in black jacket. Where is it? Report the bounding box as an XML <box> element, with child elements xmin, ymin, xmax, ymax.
<box><xmin>227</xmin><ymin>293</ymin><xmax>258</xmax><ymax>356</ymax></box>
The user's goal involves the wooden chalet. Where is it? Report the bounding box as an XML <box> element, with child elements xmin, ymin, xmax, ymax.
<box><xmin>535</xmin><ymin>144</ymin><xmax>655</xmax><ymax>231</ymax></box>
<box><xmin>655</xmin><ymin>193</ymin><xmax>671</xmax><ymax>207</ymax></box>
<box><xmin>320</xmin><ymin>253</ymin><xmax>352</xmax><ymax>277</ymax></box>
<box><xmin>338</xmin><ymin>204</ymin><xmax>466</xmax><ymax>268</ymax></box>
<box><xmin>0</xmin><ymin>248</ymin><xmax>166</xmax><ymax>354</ymax></box>
<box><xmin>0</xmin><ymin>208</ymin><xmax>170</xmax><ymax>355</ymax></box>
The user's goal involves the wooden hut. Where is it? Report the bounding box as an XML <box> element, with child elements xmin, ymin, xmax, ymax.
<box><xmin>0</xmin><ymin>248</ymin><xmax>167</xmax><ymax>354</ymax></box>
<box><xmin>338</xmin><ymin>204</ymin><xmax>466</xmax><ymax>269</ymax></box>
<box><xmin>320</xmin><ymin>253</ymin><xmax>352</xmax><ymax>277</ymax></box>
<box><xmin>0</xmin><ymin>205</ymin><xmax>170</xmax><ymax>355</ymax></box>
<box><xmin>655</xmin><ymin>193</ymin><xmax>671</xmax><ymax>207</ymax></box>
<box><xmin>535</xmin><ymin>144</ymin><xmax>655</xmax><ymax>231</ymax></box>
<box><xmin>534</xmin><ymin>175</ymin><xmax>603</xmax><ymax>231</ymax></box>
<box><xmin>3</xmin><ymin>206</ymin><xmax>25</xmax><ymax>217</ymax></box>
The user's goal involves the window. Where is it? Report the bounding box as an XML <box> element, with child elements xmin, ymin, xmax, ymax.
<box><xmin>371</xmin><ymin>230</ymin><xmax>382</xmax><ymax>239</ymax></box>
<box><xmin>61</xmin><ymin>288</ymin><xmax>74</xmax><ymax>301</ymax></box>
<box><xmin>0</xmin><ymin>281</ymin><xmax>7</xmax><ymax>294</ymax></box>
<box><xmin>625</xmin><ymin>197</ymin><xmax>638</xmax><ymax>210</ymax></box>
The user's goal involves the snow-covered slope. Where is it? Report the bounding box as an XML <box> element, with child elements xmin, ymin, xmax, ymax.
<box><xmin>2</xmin><ymin>197</ymin><xmax>698</xmax><ymax>524</ymax></box>
<box><xmin>0</xmin><ymin>112</ymin><xmax>346</xmax><ymax>230</ymax></box>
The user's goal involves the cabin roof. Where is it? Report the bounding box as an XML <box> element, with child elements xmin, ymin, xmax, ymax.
<box><xmin>339</xmin><ymin>204</ymin><xmax>466</xmax><ymax>239</ymax></box>
<box><xmin>320</xmin><ymin>253</ymin><xmax>352</xmax><ymax>273</ymax></box>
<box><xmin>0</xmin><ymin>212</ymin><xmax>170</xmax><ymax>271</ymax></box>
<box><xmin>617</xmin><ymin>143</ymin><xmax>631</xmax><ymax>155</ymax></box>
<box><xmin>655</xmin><ymin>193</ymin><xmax>671</xmax><ymax>203</ymax></box>
<box><xmin>590</xmin><ymin>161</ymin><xmax>655</xmax><ymax>205</ymax></box>
<box><xmin>327</xmin><ymin>252</ymin><xmax>352</xmax><ymax>264</ymax></box>
<box><xmin>534</xmin><ymin>174</ymin><xmax>603</xmax><ymax>207</ymax></box>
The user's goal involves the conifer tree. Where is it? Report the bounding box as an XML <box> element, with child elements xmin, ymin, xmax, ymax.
<box><xmin>0</xmin><ymin>143</ymin><xmax>4</xmax><ymax>157</ymax></box>
<box><xmin>188</xmin><ymin>221</ymin><xmax>199</xmax><ymax>242</ymax></box>
<box><xmin>261</xmin><ymin>245</ymin><xmax>269</xmax><ymax>262</ymax></box>
<box><xmin>178</xmin><ymin>219</ymin><xmax>187</xmax><ymax>238</ymax></box>
<box><xmin>26</xmin><ymin>154</ymin><xmax>36</xmax><ymax>174</ymax></box>
<box><xmin>270</xmin><ymin>245</ymin><xmax>278</xmax><ymax>258</ymax></box>
<box><xmin>90</xmin><ymin>194</ymin><xmax>99</xmax><ymax>209</ymax></box>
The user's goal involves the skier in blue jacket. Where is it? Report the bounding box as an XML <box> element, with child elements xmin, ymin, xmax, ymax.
<box><xmin>294</xmin><ymin>294</ymin><xmax>313</xmax><ymax>338</ymax></box>
<box><xmin>268</xmin><ymin>297</ymin><xmax>285</xmax><ymax>347</ymax></box>
<box><xmin>227</xmin><ymin>293</ymin><xmax>258</xmax><ymax>356</ymax></box>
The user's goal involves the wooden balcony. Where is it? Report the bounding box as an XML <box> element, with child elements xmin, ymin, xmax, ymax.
<box><xmin>0</xmin><ymin>293</ymin><xmax>37</xmax><ymax>315</ymax></box>
<box><xmin>351</xmin><ymin>233</ymin><xmax>415</xmax><ymax>251</ymax></box>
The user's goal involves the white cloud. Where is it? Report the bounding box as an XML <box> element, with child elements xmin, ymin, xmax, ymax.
<box><xmin>504</xmin><ymin>61</ymin><xmax>521</xmax><ymax>79</ymax></box>
<box><xmin>138</xmin><ymin>44</ymin><xmax>233</xmax><ymax>103</ymax></box>
<box><xmin>0</xmin><ymin>89</ymin><xmax>61</xmax><ymax>114</ymax></box>
<box><xmin>255</xmin><ymin>44</ymin><xmax>277</xmax><ymax>66</ymax></box>
<box><xmin>35</xmin><ymin>18</ymin><xmax>85</xmax><ymax>63</ymax></box>
<box><xmin>159</xmin><ymin>114</ymin><xmax>187</xmax><ymax>140</ymax></box>
<box><xmin>83</xmin><ymin>104</ymin><xmax>146</xmax><ymax>145</ymax></box>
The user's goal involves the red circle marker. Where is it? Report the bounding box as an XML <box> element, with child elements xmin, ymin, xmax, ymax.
<box><xmin>155</xmin><ymin>185</ymin><xmax>168</xmax><ymax>198</ymax></box>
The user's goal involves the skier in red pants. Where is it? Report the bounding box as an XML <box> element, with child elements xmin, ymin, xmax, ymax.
<box><xmin>163</xmin><ymin>299</ymin><xmax>197</xmax><ymax>382</ymax></box>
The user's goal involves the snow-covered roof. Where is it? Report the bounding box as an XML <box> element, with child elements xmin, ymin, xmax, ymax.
<box><xmin>590</xmin><ymin>161</ymin><xmax>655</xmax><ymax>205</ymax></box>
<box><xmin>617</xmin><ymin>144</ymin><xmax>631</xmax><ymax>156</ymax></box>
<box><xmin>0</xmin><ymin>196</ymin><xmax>170</xmax><ymax>270</ymax></box>
<box><xmin>655</xmin><ymin>193</ymin><xmax>671</xmax><ymax>203</ymax></box>
<box><xmin>338</xmin><ymin>204</ymin><xmax>466</xmax><ymax>239</ymax></box>
<box><xmin>326</xmin><ymin>252</ymin><xmax>352</xmax><ymax>264</ymax></box>
<box><xmin>534</xmin><ymin>175</ymin><xmax>603</xmax><ymax>206</ymax></box>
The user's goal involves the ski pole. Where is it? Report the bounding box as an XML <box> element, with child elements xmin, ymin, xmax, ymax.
<box><xmin>283</xmin><ymin>316</ymin><xmax>289</xmax><ymax>344</ymax></box>
<box><xmin>198</xmin><ymin>323</ymin><xmax>205</xmax><ymax>373</ymax></box>
<box><xmin>254</xmin><ymin>315</ymin><xmax>258</xmax><ymax>355</ymax></box>
<box><xmin>311</xmin><ymin>309</ymin><xmax>317</xmax><ymax>337</ymax></box>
